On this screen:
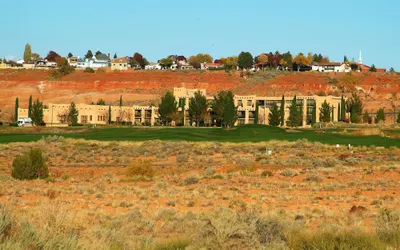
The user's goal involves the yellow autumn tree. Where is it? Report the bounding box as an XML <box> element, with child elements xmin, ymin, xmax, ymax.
<box><xmin>221</xmin><ymin>56</ymin><xmax>238</xmax><ymax>69</ymax></box>
<box><xmin>293</xmin><ymin>53</ymin><xmax>310</xmax><ymax>66</ymax></box>
<box><xmin>257</xmin><ymin>54</ymin><xmax>269</xmax><ymax>69</ymax></box>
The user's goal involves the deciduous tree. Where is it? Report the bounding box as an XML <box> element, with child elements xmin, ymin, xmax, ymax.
<box><xmin>159</xmin><ymin>90</ymin><xmax>178</xmax><ymax>125</ymax></box>
<box><xmin>237</xmin><ymin>52</ymin><xmax>254</xmax><ymax>69</ymax></box>
<box><xmin>211</xmin><ymin>91</ymin><xmax>237</xmax><ymax>128</ymax></box>
<box><xmin>133</xmin><ymin>52</ymin><xmax>149</xmax><ymax>68</ymax></box>
<box><xmin>159</xmin><ymin>57</ymin><xmax>174</xmax><ymax>68</ymax></box>
<box><xmin>268</xmin><ymin>102</ymin><xmax>280</xmax><ymax>126</ymax></box>
<box><xmin>45</xmin><ymin>51</ymin><xmax>61</xmax><ymax>62</ymax></box>
<box><xmin>220</xmin><ymin>56</ymin><xmax>238</xmax><ymax>69</ymax></box>
<box><xmin>31</xmin><ymin>53</ymin><xmax>41</xmax><ymax>62</ymax></box>
<box><xmin>281</xmin><ymin>52</ymin><xmax>293</xmax><ymax>69</ymax></box>
<box><xmin>363</xmin><ymin>111</ymin><xmax>371</xmax><ymax>124</ymax></box>
<box><xmin>188</xmin><ymin>53</ymin><xmax>213</xmax><ymax>69</ymax></box>
<box><xmin>293</xmin><ymin>53</ymin><xmax>310</xmax><ymax>67</ymax></box>
<box><xmin>188</xmin><ymin>91</ymin><xmax>207</xmax><ymax>126</ymax></box>
<box><xmin>257</xmin><ymin>54</ymin><xmax>268</xmax><ymax>69</ymax></box>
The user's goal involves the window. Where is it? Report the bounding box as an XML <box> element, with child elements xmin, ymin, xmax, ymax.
<box><xmin>237</xmin><ymin>100</ymin><xmax>243</xmax><ymax>107</ymax></box>
<box><xmin>247</xmin><ymin>100</ymin><xmax>252</xmax><ymax>106</ymax></box>
<box><xmin>120</xmin><ymin>64</ymin><xmax>122</xmax><ymax>66</ymax></box>
<box><xmin>90</xmin><ymin>115</ymin><xmax>92</xmax><ymax>121</ymax></box>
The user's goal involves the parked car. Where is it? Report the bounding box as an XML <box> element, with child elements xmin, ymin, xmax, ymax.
<box><xmin>17</xmin><ymin>117</ymin><xmax>32</xmax><ymax>127</ymax></box>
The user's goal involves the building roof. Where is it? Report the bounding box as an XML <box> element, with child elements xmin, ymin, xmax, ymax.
<box><xmin>95</xmin><ymin>54</ymin><xmax>109</xmax><ymax>61</ymax></box>
<box><xmin>313</xmin><ymin>62</ymin><xmax>345</xmax><ymax>66</ymax></box>
<box><xmin>112</xmin><ymin>57</ymin><xmax>128</xmax><ymax>64</ymax></box>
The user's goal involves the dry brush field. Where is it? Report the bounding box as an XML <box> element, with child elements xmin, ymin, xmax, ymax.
<box><xmin>0</xmin><ymin>137</ymin><xmax>400</xmax><ymax>249</ymax></box>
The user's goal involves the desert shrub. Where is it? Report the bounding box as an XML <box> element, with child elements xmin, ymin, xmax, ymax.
<box><xmin>303</xmin><ymin>173</ymin><xmax>323</xmax><ymax>183</ymax></box>
<box><xmin>255</xmin><ymin>216</ymin><xmax>285</xmax><ymax>244</ymax></box>
<box><xmin>11</xmin><ymin>148</ymin><xmax>49</xmax><ymax>180</ymax></box>
<box><xmin>184</xmin><ymin>175</ymin><xmax>199</xmax><ymax>185</ymax></box>
<box><xmin>84</xmin><ymin>67</ymin><xmax>95</xmax><ymax>73</ymax></box>
<box><xmin>279</xmin><ymin>168</ymin><xmax>299</xmax><ymax>177</ymax></box>
<box><xmin>154</xmin><ymin>238</ymin><xmax>190</xmax><ymax>250</ymax></box>
<box><xmin>203</xmin><ymin>167</ymin><xmax>216</xmax><ymax>177</ymax></box>
<box><xmin>126</xmin><ymin>159</ymin><xmax>155</xmax><ymax>179</ymax></box>
<box><xmin>261</xmin><ymin>170</ymin><xmax>273</xmax><ymax>177</ymax></box>
<box><xmin>0</xmin><ymin>205</ymin><xmax>12</xmax><ymax>241</ymax></box>
<box><xmin>287</xmin><ymin>229</ymin><xmax>386</xmax><ymax>250</ymax></box>
<box><xmin>376</xmin><ymin>208</ymin><xmax>400</xmax><ymax>247</ymax></box>
<box><xmin>97</xmin><ymin>67</ymin><xmax>106</xmax><ymax>73</ymax></box>
<box><xmin>176</xmin><ymin>154</ymin><xmax>189</xmax><ymax>163</ymax></box>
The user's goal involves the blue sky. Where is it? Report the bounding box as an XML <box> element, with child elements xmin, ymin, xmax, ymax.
<box><xmin>1</xmin><ymin>0</ymin><xmax>399</xmax><ymax>69</ymax></box>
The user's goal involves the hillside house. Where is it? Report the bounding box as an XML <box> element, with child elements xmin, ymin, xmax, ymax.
<box><xmin>77</xmin><ymin>54</ymin><xmax>110</xmax><ymax>69</ymax></box>
<box><xmin>311</xmin><ymin>62</ymin><xmax>351</xmax><ymax>72</ymax></box>
<box><xmin>111</xmin><ymin>57</ymin><xmax>128</xmax><ymax>71</ymax></box>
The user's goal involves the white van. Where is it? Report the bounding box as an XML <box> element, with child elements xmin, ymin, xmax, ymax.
<box><xmin>17</xmin><ymin>118</ymin><xmax>33</xmax><ymax>127</ymax></box>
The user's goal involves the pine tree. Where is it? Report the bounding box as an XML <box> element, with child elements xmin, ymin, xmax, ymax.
<box><xmin>311</xmin><ymin>103</ymin><xmax>316</xmax><ymax>125</ymax></box>
<box><xmin>369</xmin><ymin>64</ymin><xmax>377</xmax><ymax>72</ymax></box>
<box><xmin>31</xmin><ymin>99</ymin><xmax>44</xmax><ymax>126</ymax></box>
<box><xmin>114</xmin><ymin>53</ymin><xmax>117</xmax><ymax>59</ymax></box>
<box><xmin>68</xmin><ymin>102</ymin><xmax>79</xmax><ymax>126</ymax></box>
<box><xmin>287</xmin><ymin>96</ymin><xmax>300</xmax><ymax>127</ymax></box>
<box><xmin>119</xmin><ymin>95</ymin><xmax>123</xmax><ymax>107</ymax></box>
<box><xmin>15</xmin><ymin>98</ymin><xmax>19</xmax><ymax>122</ymax></box>
<box><xmin>375</xmin><ymin>108</ymin><xmax>385</xmax><ymax>123</ymax></box>
<box><xmin>319</xmin><ymin>100</ymin><xmax>332</xmax><ymax>122</ymax></box>
<box><xmin>280</xmin><ymin>95</ymin><xmax>285</xmax><ymax>126</ymax></box>
<box><xmin>340</xmin><ymin>95</ymin><xmax>346</xmax><ymax>121</ymax></box>
<box><xmin>268</xmin><ymin>102</ymin><xmax>280</xmax><ymax>126</ymax></box>
<box><xmin>85</xmin><ymin>50</ymin><xmax>93</xmax><ymax>59</ymax></box>
<box><xmin>68</xmin><ymin>52</ymin><xmax>73</xmax><ymax>58</ymax></box>
<box><xmin>348</xmin><ymin>93</ymin><xmax>363</xmax><ymax>123</ymax></box>
<box><xmin>28</xmin><ymin>95</ymin><xmax>32</xmax><ymax>118</ymax></box>
<box><xmin>23</xmin><ymin>43</ymin><xmax>32</xmax><ymax>62</ymax></box>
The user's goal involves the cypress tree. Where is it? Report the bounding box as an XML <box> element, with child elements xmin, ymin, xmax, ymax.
<box><xmin>280</xmin><ymin>95</ymin><xmax>285</xmax><ymax>126</ymax></box>
<box><xmin>222</xmin><ymin>91</ymin><xmax>237</xmax><ymax>128</ymax></box>
<box><xmin>23</xmin><ymin>43</ymin><xmax>32</xmax><ymax>62</ymax></box>
<box><xmin>108</xmin><ymin>105</ymin><xmax>112</xmax><ymax>124</ymax></box>
<box><xmin>340</xmin><ymin>95</ymin><xmax>346</xmax><ymax>121</ymax></box>
<box><xmin>331</xmin><ymin>105</ymin><xmax>334</xmax><ymax>122</ymax></box>
<box><xmin>311</xmin><ymin>103</ymin><xmax>316</xmax><ymax>125</ymax></box>
<box><xmin>15</xmin><ymin>97</ymin><xmax>19</xmax><ymax>122</ymax></box>
<box><xmin>28</xmin><ymin>95</ymin><xmax>32</xmax><ymax>118</ymax></box>
<box><xmin>119</xmin><ymin>95</ymin><xmax>123</xmax><ymax>107</ymax></box>
<box><xmin>254</xmin><ymin>101</ymin><xmax>259</xmax><ymax>124</ymax></box>
<box><xmin>268</xmin><ymin>102</ymin><xmax>280</xmax><ymax>126</ymax></box>
<box><xmin>68</xmin><ymin>102</ymin><xmax>79</xmax><ymax>126</ymax></box>
<box><xmin>287</xmin><ymin>96</ymin><xmax>300</xmax><ymax>127</ymax></box>
<box><xmin>375</xmin><ymin>108</ymin><xmax>385</xmax><ymax>123</ymax></box>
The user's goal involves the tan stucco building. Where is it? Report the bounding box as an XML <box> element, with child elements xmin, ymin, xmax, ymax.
<box><xmin>18</xmin><ymin>87</ymin><xmax>342</xmax><ymax>127</ymax></box>
<box><xmin>111</xmin><ymin>57</ymin><xmax>129</xmax><ymax>71</ymax></box>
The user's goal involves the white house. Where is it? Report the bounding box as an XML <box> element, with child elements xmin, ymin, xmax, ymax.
<box><xmin>311</xmin><ymin>62</ymin><xmax>351</xmax><ymax>73</ymax></box>
<box><xmin>77</xmin><ymin>54</ymin><xmax>110</xmax><ymax>69</ymax></box>
<box><xmin>145</xmin><ymin>63</ymin><xmax>162</xmax><ymax>70</ymax></box>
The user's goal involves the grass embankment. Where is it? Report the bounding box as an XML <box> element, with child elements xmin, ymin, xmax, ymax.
<box><xmin>0</xmin><ymin>125</ymin><xmax>399</xmax><ymax>147</ymax></box>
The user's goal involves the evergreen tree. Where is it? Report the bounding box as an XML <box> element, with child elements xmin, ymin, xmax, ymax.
<box><xmin>369</xmin><ymin>64</ymin><xmax>377</xmax><ymax>72</ymax></box>
<box><xmin>319</xmin><ymin>100</ymin><xmax>332</xmax><ymax>122</ymax></box>
<box><xmin>331</xmin><ymin>105</ymin><xmax>334</xmax><ymax>122</ymax></box>
<box><xmin>28</xmin><ymin>95</ymin><xmax>32</xmax><ymax>118</ymax></box>
<box><xmin>254</xmin><ymin>101</ymin><xmax>259</xmax><ymax>124</ymax></box>
<box><xmin>280</xmin><ymin>95</ymin><xmax>285</xmax><ymax>126</ymax></box>
<box><xmin>363</xmin><ymin>111</ymin><xmax>371</xmax><ymax>124</ymax></box>
<box><xmin>68</xmin><ymin>102</ymin><xmax>79</xmax><ymax>126</ymax></box>
<box><xmin>188</xmin><ymin>91</ymin><xmax>207</xmax><ymax>126</ymax></box>
<box><xmin>340</xmin><ymin>95</ymin><xmax>346</xmax><ymax>121</ymax></box>
<box><xmin>397</xmin><ymin>112</ymin><xmax>400</xmax><ymax>124</ymax></box>
<box><xmin>159</xmin><ymin>90</ymin><xmax>178</xmax><ymax>125</ymax></box>
<box><xmin>119</xmin><ymin>95</ymin><xmax>123</xmax><ymax>107</ymax></box>
<box><xmin>211</xmin><ymin>91</ymin><xmax>237</xmax><ymax>128</ymax></box>
<box><xmin>375</xmin><ymin>108</ymin><xmax>385</xmax><ymax>123</ymax></box>
<box><xmin>287</xmin><ymin>96</ymin><xmax>301</xmax><ymax>127</ymax></box>
<box><xmin>85</xmin><ymin>50</ymin><xmax>93</xmax><ymax>59</ymax></box>
<box><xmin>23</xmin><ymin>43</ymin><xmax>32</xmax><ymax>62</ymax></box>
<box><xmin>31</xmin><ymin>99</ymin><xmax>44</xmax><ymax>126</ymax></box>
<box><xmin>268</xmin><ymin>102</ymin><xmax>280</xmax><ymax>126</ymax></box>
<box><xmin>343</xmin><ymin>55</ymin><xmax>348</xmax><ymax>63</ymax></box>
<box><xmin>348</xmin><ymin>93</ymin><xmax>363</xmax><ymax>123</ymax></box>
<box><xmin>311</xmin><ymin>103</ymin><xmax>316</xmax><ymax>125</ymax></box>
<box><xmin>108</xmin><ymin>105</ymin><xmax>112</xmax><ymax>124</ymax></box>
<box><xmin>68</xmin><ymin>52</ymin><xmax>73</xmax><ymax>58</ymax></box>
<box><xmin>114</xmin><ymin>53</ymin><xmax>118</xmax><ymax>59</ymax></box>
<box><xmin>15</xmin><ymin>98</ymin><xmax>19</xmax><ymax>122</ymax></box>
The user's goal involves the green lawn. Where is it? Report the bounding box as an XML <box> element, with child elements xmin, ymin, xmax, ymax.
<box><xmin>0</xmin><ymin>125</ymin><xmax>399</xmax><ymax>147</ymax></box>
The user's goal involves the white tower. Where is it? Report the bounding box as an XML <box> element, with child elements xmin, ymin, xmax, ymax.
<box><xmin>358</xmin><ymin>50</ymin><xmax>362</xmax><ymax>65</ymax></box>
